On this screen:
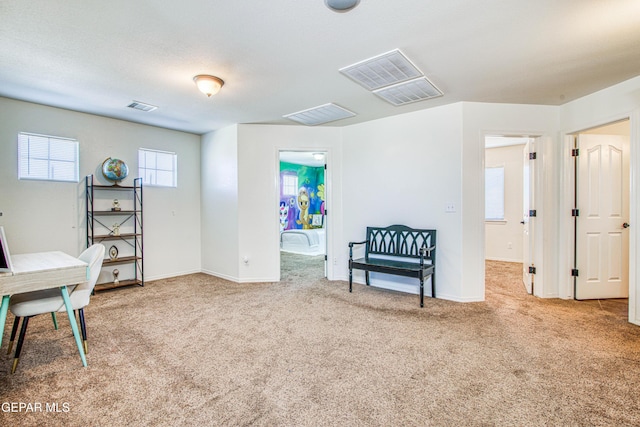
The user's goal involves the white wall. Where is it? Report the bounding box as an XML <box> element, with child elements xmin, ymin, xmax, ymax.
<box><xmin>485</xmin><ymin>144</ymin><xmax>525</xmax><ymax>262</ymax></box>
<box><xmin>559</xmin><ymin>75</ymin><xmax>640</xmax><ymax>324</ymax></box>
<box><xmin>342</xmin><ymin>104</ymin><xmax>465</xmax><ymax>300</ymax></box>
<box><xmin>200</xmin><ymin>125</ymin><xmax>240</xmax><ymax>280</ymax></box>
<box><xmin>0</xmin><ymin>97</ymin><xmax>202</xmax><ymax>281</ymax></box>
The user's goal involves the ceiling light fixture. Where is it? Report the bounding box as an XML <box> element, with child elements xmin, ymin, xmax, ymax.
<box><xmin>325</xmin><ymin>0</ymin><xmax>360</xmax><ymax>12</ymax></box>
<box><xmin>193</xmin><ymin>75</ymin><xmax>224</xmax><ymax>97</ymax></box>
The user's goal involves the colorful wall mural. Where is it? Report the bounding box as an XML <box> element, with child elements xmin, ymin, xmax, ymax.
<box><xmin>279</xmin><ymin>161</ymin><xmax>325</xmax><ymax>231</ymax></box>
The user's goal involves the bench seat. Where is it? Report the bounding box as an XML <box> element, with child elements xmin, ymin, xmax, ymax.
<box><xmin>350</xmin><ymin>257</ymin><xmax>434</xmax><ymax>279</ymax></box>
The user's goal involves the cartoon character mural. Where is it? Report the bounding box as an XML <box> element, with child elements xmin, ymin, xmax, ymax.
<box><xmin>279</xmin><ymin>161</ymin><xmax>325</xmax><ymax>230</ymax></box>
<box><xmin>317</xmin><ymin>183</ymin><xmax>325</xmax><ymax>216</ymax></box>
<box><xmin>279</xmin><ymin>201</ymin><xmax>289</xmax><ymax>231</ymax></box>
<box><xmin>287</xmin><ymin>197</ymin><xmax>297</xmax><ymax>230</ymax></box>
<box><xmin>296</xmin><ymin>187</ymin><xmax>311</xmax><ymax>229</ymax></box>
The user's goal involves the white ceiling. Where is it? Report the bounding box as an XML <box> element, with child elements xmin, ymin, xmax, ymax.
<box><xmin>1</xmin><ymin>1</ymin><xmax>639</xmax><ymax>135</ymax></box>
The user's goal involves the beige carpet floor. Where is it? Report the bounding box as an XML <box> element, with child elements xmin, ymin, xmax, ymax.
<box><xmin>0</xmin><ymin>256</ymin><xmax>639</xmax><ymax>426</ymax></box>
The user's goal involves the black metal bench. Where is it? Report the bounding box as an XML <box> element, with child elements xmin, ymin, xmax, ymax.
<box><xmin>348</xmin><ymin>225</ymin><xmax>436</xmax><ymax>307</ymax></box>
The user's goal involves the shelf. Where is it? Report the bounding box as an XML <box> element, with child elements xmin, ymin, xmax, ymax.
<box><xmin>90</xmin><ymin>210</ymin><xmax>140</xmax><ymax>215</ymax></box>
<box><xmin>103</xmin><ymin>256</ymin><xmax>141</xmax><ymax>266</ymax></box>
<box><xmin>95</xmin><ymin>279</ymin><xmax>143</xmax><ymax>292</ymax></box>
<box><xmin>93</xmin><ymin>233</ymin><xmax>141</xmax><ymax>241</ymax></box>
<box><xmin>92</xmin><ymin>184</ymin><xmax>137</xmax><ymax>190</ymax></box>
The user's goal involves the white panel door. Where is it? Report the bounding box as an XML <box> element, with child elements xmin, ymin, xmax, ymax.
<box><xmin>576</xmin><ymin>134</ymin><xmax>630</xmax><ymax>299</ymax></box>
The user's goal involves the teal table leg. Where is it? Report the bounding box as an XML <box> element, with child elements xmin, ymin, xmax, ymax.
<box><xmin>60</xmin><ymin>286</ymin><xmax>87</xmax><ymax>367</ymax></box>
<box><xmin>0</xmin><ymin>295</ymin><xmax>9</xmax><ymax>349</ymax></box>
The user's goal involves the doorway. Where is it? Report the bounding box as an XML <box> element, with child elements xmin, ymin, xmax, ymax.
<box><xmin>484</xmin><ymin>135</ymin><xmax>541</xmax><ymax>296</ymax></box>
<box><xmin>278</xmin><ymin>151</ymin><xmax>327</xmax><ymax>279</ymax></box>
<box><xmin>571</xmin><ymin>120</ymin><xmax>631</xmax><ymax>300</ymax></box>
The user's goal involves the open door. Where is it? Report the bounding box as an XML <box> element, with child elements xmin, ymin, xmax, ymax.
<box><xmin>522</xmin><ymin>140</ymin><xmax>534</xmax><ymax>293</ymax></box>
<box><xmin>574</xmin><ymin>133</ymin><xmax>630</xmax><ymax>299</ymax></box>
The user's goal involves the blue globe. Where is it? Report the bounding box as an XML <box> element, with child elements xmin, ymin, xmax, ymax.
<box><xmin>102</xmin><ymin>158</ymin><xmax>129</xmax><ymax>183</ymax></box>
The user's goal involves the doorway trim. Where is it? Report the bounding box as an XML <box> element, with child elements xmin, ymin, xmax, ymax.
<box><xmin>559</xmin><ymin>112</ymin><xmax>640</xmax><ymax>325</ymax></box>
<box><xmin>481</xmin><ymin>130</ymin><xmax>547</xmax><ymax>298</ymax></box>
<box><xmin>275</xmin><ymin>148</ymin><xmax>332</xmax><ymax>281</ymax></box>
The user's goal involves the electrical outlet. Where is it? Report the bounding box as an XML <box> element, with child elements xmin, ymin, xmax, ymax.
<box><xmin>445</xmin><ymin>203</ymin><xmax>456</xmax><ymax>213</ymax></box>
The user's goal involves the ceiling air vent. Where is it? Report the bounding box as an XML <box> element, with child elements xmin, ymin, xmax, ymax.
<box><xmin>339</xmin><ymin>49</ymin><xmax>423</xmax><ymax>91</ymax></box>
<box><xmin>284</xmin><ymin>103</ymin><xmax>356</xmax><ymax>126</ymax></box>
<box><xmin>127</xmin><ymin>101</ymin><xmax>158</xmax><ymax>112</ymax></box>
<box><xmin>373</xmin><ymin>77</ymin><xmax>443</xmax><ymax>106</ymax></box>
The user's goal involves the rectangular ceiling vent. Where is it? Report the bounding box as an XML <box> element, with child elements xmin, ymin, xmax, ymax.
<box><xmin>283</xmin><ymin>103</ymin><xmax>356</xmax><ymax>126</ymax></box>
<box><xmin>373</xmin><ymin>77</ymin><xmax>443</xmax><ymax>106</ymax></box>
<box><xmin>339</xmin><ymin>49</ymin><xmax>423</xmax><ymax>91</ymax></box>
<box><xmin>127</xmin><ymin>101</ymin><xmax>158</xmax><ymax>112</ymax></box>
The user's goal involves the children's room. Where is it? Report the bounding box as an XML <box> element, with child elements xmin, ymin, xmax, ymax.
<box><xmin>279</xmin><ymin>151</ymin><xmax>327</xmax><ymax>258</ymax></box>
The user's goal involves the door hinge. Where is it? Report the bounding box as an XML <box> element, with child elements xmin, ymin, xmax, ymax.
<box><xmin>571</xmin><ymin>269</ymin><xmax>579</xmax><ymax>277</ymax></box>
<box><xmin>529</xmin><ymin>266</ymin><xmax>536</xmax><ymax>274</ymax></box>
<box><xmin>571</xmin><ymin>209</ymin><xmax>579</xmax><ymax>217</ymax></box>
<box><xmin>529</xmin><ymin>152</ymin><xmax>537</xmax><ymax>160</ymax></box>
<box><xmin>324</xmin><ymin>164</ymin><xmax>327</xmax><ymax>170</ymax></box>
<box><xmin>571</xmin><ymin>148</ymin><xmax>580</xmax><ymax>157</ymax></box>
<box><xmin>324</xmin><ymin>209</ymin><xmax>327</xmax><ymax>216</ymax></box>
<box><xmin>529</xmin><ymin>209</ymin><xmax>537</xmax><ymax>217</ymax></box>
<box><xmin>324</xmin><ymin>255</ymin><xmax>327</xmax><ymax>261</ymax></box>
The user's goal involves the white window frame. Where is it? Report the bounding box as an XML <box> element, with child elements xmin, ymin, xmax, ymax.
<box><xmin>18</xmin><ymin>132</ymin><xmax>79</xmax><ymax>182</ymax></box>
<box><xmin>138</xmin><ymin>148</ymin><xmax>177</xmax><ymax>188</ymax></box>
<box><xmin>282</xmin><ymin>173</ymin><xmax>298</xmax><ymax>196</ymax></box>
<box><xmin>485</xmin><ymin>166</ymin><xmax>505</xmax><ymax>221</ymax></box>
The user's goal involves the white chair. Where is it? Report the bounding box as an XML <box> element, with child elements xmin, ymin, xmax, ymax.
<box><xmin>6</xmin><ymin>244</ymin><xmax>105</xmax><ymax>373</ymax></box>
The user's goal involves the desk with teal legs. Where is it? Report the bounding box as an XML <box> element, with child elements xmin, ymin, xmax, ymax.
<box><xmin>0</xmin><ymin>251</ymin><xmax>89</xmax><ymax>367</ymax></box>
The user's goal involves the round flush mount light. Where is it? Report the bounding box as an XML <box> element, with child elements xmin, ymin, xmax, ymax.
<box><xmin>193</xmin><ymin>75</ymin><xmax>224</xmax><ymax>97</ymax></box>
<box><xmin>325</xmin><ymin>0</ymin><xmax>360</xmax><ymax>13</ymax></box>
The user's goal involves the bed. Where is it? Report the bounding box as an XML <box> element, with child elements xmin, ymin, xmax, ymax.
<box><xmin>280</xmin><ymin>229</ymin><xmax>326</xmax><ymax>256</ymax></box>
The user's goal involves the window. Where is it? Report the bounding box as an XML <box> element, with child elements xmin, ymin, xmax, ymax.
<box><xmin>282</xmin><ymin>173</ymin><xmax>298</xmax><ymax>196</ymax></box>
<box><xmin>485</xmin><ymin>166</ymin><xmax>505</xmax><ymax>221</ymax></box>
<box><xmin>18</xmin><ymin>133</ymin><xmax>79</xmax><ymax>182</ymax></box>
<box><xmin>138</xmin><ymin>148</ymin><xmax>177</xmax><ymax>187</ymax></box>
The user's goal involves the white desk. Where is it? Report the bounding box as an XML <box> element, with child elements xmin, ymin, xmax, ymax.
<box><xmin>0</xmin><ymin>251</ymin><xmax>89</xmax><ymax>367</ymax></box>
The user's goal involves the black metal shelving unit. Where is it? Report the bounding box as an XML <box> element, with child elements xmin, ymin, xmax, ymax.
<box><xmin>86</xmin><ymin>174</ymin><xmax>144</xmax><ymax>291</ymax></box>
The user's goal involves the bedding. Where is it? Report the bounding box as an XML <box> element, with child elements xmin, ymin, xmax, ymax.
<box><xmin>280</xmin><ymin>229</ymin><xmax>326</xmax><ymax>256</ymax></box>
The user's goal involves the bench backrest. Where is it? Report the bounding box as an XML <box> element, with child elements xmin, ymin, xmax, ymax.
<box><xmin>366</xmin><ymin>225</ymin><xmax>436</xmax><ymax>263</ymax></box>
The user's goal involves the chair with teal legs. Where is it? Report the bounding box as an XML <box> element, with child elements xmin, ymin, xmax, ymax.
<box><xmin>6</xmin><ymin>244</ymin><xmax>105</xmax><ymax>373</ymax></box>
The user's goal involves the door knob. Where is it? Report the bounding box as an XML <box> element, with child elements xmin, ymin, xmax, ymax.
<box><xmin>623</xmin><ymin>223</ymin><xmax>630</xmax><ymax>228</ymax></box>
<box><xmin>520</xmin><ymin>220</ymin><xmax>525</xmax><ymax>224</ymax></box>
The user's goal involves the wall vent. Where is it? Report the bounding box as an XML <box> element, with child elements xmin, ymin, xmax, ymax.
<box><xmin>283</xmin><ymin>103</ymin><xmax>356</xmax><ymax>126</ymax></box>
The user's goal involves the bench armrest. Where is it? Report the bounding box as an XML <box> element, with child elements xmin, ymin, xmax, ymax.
<box><xmin>348</xmin><ymin>240</ymin><xmax>368</xmax><ymax>248</ymax></box>
<box><xmin>420</xmin><ymin>245</ymin><xmax>436</xmax><ymax>257</ymax></box>
<box><xmin>419</xmin><ymin>245</ymin><xmax>436</xmax><ymax>266</ymax></box>
<box><xmin>348</xmin><ymin>240</ymin><xmax>368</xmax><ymax>261</ymax></box>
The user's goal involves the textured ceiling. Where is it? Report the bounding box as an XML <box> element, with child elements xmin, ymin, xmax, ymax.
<box><xmin>0</xmin><ymin>0</ymin><xmax>639</xmax><ymax>134</ymax></box>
